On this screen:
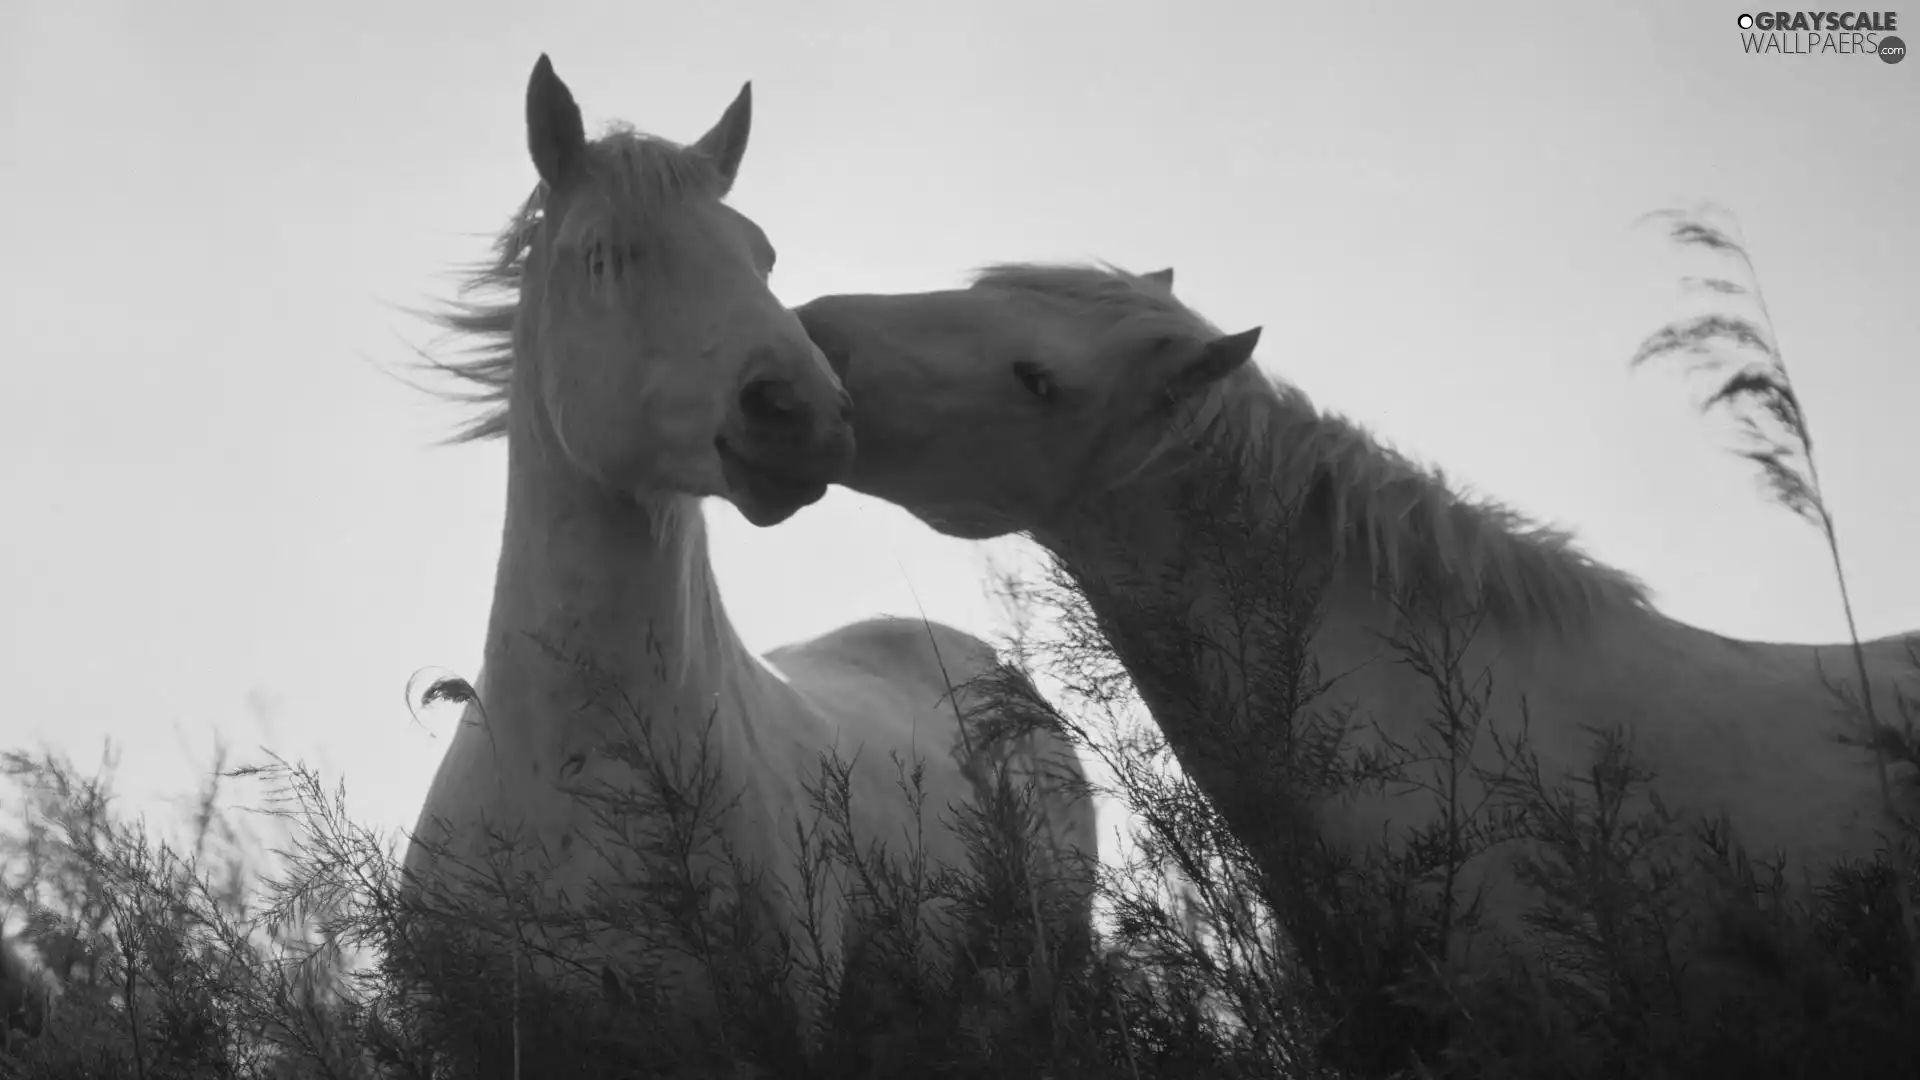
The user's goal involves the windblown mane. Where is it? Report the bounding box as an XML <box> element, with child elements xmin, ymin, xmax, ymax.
<box><xmin>419</xmin><ymin>126</ymin><xmax>727</xmax><ymax>443</ymax></box>
<box><xmin>973</xmin><ymin>262</ymin><xmax>1652</xmax><ymax>629</ymax></box>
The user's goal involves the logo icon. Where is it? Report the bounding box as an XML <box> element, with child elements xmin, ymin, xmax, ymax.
<box><xmin>1882</xmin><ymin>34</ymin><xmax>1908</xmax><ymax>61</ymax></box>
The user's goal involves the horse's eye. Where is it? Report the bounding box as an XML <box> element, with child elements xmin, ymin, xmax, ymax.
<box><xmin>584</xmin><ymin>242</ymin><xmax>642</xmax><ymax>280</ymax></box>
<box><xmin>1013</xmin><ymin>361</ymin><xmax>1055</xmax><ymax>402</ymax></box>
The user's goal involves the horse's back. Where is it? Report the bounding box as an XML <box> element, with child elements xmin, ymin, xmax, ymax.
<box><xmin>768</xmin><ymin>614</ymin><xmax>998</xmax><ymax>692</ymax></box>
<box><xmin>767</xmin><ymin>615</ymin><xmax>1098</xmax><ymax>900</ymax></box>
<box><xmin>763</xmin><ymin>616</ymin><xmax>997</xmax><ymax>817</ymax></box>
<box><xmin>765</xmin><ymin>615</ymin><xmax>1070</xmax><ymax>776</ymax></box>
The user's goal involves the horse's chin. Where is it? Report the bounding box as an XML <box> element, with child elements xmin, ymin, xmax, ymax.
<box><xmin>729</xmin><ymin>483</ymin><xmax>827</xmax><ymax>527</ymax></box>
<box><xmin>717</xmin><ymin>439</ymin><xmax>832</xmax><ymax>527</ymax></box>
<box><xmin>912</xmin><ymin>505</ymin><xmax>1018</xmax><ymax>541</ymax></box>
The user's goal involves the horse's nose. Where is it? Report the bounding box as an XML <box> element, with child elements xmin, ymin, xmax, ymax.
<box><xmin>738</xmin><ymin>375</ymin><xmax>805</xmax><ymax>431</ymax></box>
<box><xmin>736</xmin><ymin>339</ymin><xmax>854</xmax><ymax>441</ymax></box>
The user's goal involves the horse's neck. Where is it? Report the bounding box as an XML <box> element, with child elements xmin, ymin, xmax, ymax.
<box><xmin>476</xmin><ymin>427</ymin><xmax>747</xmax><ymax>776</ymax></box>
<box><xmin>1056</xmin><ymin>462</ymin><xmax>1319</xmax><ymax>700</ymax></box>
<box><xmin>1049</xmin><ymin>428</ymin><xmax>1467</xmax><ymax>797</ymax></box>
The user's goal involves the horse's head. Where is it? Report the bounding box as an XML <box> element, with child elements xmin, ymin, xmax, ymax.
<box><xmin>502</xmin><ymin>56</ymin><xmax>852</xmax><ymax>526</ymax></box>
<box><xmin>797</xmin><ymin>264</ymin><xmax>1259</xmax><ymax>538</ymax></box>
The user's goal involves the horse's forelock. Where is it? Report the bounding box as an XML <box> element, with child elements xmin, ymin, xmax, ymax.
<box><xmin>418</xmin><ymin>128</ymin><xmax>728</xmax><ymax>444</ymax></box>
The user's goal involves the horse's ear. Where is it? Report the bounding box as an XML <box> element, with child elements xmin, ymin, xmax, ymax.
<box><xmin>692</xmin><ymin>81</ymin><xmax>753</xmax><ymax>193</ymax></box>
<box><xmin>526</xmin><ymin>54</ymin><xmax>588</xmax><ymax>188</ymax></box>
<box><xmin>1142</xmin><ymin>267</ymin><xmax>1175</xmax><ymax>291</ymax></box>
<box><xmin>1166</xmin><ymin>326</ymin><xmax>1259</xmax><ymax>402</ymax></box>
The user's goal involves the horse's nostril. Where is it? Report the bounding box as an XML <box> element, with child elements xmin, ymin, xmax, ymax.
<box><xmin>739</xmin><ymin>378</ymin><xmax>801</xmax><ymax>425</ymax></box>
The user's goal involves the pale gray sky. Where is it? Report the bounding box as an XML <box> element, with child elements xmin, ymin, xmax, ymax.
<box><xmin>3</xmin><ymin>0</ymin><xmax>1914</xmax><ymax>850</ymax></box>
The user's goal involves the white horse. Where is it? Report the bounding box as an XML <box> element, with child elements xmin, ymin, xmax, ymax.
<box><xmin>402</xmin><ymin>60</ymin><xmax>1095</xmax><ymax>1024</ymax></box>
<box><xmin>794</xmin><ymin>262</ymin><xmax>1918</xmax><ymax>995</ymax></box>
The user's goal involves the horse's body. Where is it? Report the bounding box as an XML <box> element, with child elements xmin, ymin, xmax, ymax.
<box><xmin>794</xmin><ymin>262</ymin><xmax>1918</xmax><ymax>992</ymax></box>
<box><xmin>402</xmin><ymin>61</ymin><xmax>1093</xmax><ymax>1023</ymax></box>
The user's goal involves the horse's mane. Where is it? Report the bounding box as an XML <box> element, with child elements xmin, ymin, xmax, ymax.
<box><xmin>972</xmin><ymin>262</ymin><xmax>1652</xmax><ymax>629</ymax></box>
<box><xmin>421</xmin><ymin>125</ymin><xmax>726</xmax><ymax>444</ymax></box>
